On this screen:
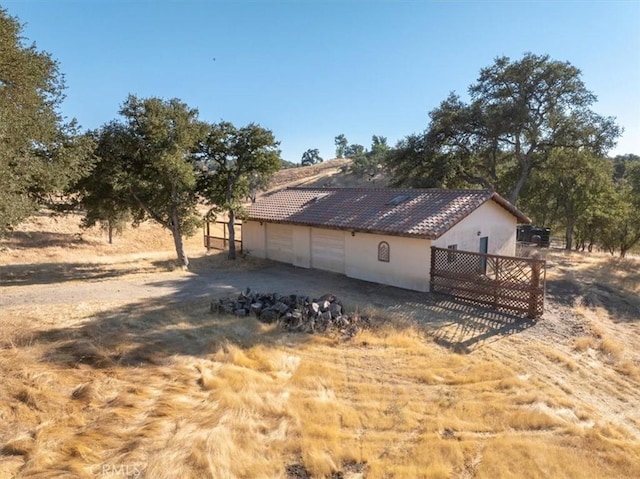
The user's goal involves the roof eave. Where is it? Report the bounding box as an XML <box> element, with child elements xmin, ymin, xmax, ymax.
<box><xmin>244</xmin><ymin>218</ymin><xmax>436</xmax><ymax>240</ymax></box>
<box><xmin>489</xmin><ymin>192</ymin><xmax>532</xmax><ymax>224</ymax></box>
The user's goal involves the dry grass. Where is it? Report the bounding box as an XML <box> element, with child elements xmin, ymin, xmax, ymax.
<box><xmin>534</xmin><ymin>344</ymin><xmax>579</xmax><ymax>372</ymax></box>
<box><xmin>573</xmin><ymin>336</ymin><xmax>595</xmax><ymax>352</ymax></box>
<box><xmin>267</xmin><ymin>158</ymin><xmax>352</xmax><ymax>191</ymax></box>
<box><xmin>1</xmin><ymin>214</ymin><xmax>640</xmax><ymax>478</ymax></box>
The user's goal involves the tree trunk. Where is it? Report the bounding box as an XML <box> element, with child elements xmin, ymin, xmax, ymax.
<box><xmin>227</xmin><ymin>209</ymin><xmax>236</xmax><ymax>260</ymax></box>
<box><xmin>565</xmin><ymin>219</ymin><xmax>575</xmax><ymax>251</ymax></box>
<box><xmin>170</xmin><ymin>209</ymin><xmax>189</xmax><ymax>269</ymax></box>
<box><xmin>108</xmin><ymin>221</ymin><xmax>114</xmax><ymax>245</ymax></box>
<box><xmin>508</xmin><ymin>161</ymin><xmax>531</xmax><ymax>206</ymax></box>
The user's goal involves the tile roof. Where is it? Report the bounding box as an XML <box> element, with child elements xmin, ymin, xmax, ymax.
<box><xmin>246</xmin><ymin>188</ymin><xmax>531</xmax><ymax>239</ymax></box>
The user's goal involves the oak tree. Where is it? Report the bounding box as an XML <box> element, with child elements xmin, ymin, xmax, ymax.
<box><xmin>198</xmin><ymin>122</ymin><xmax>280</xmax><ymax>259</ymax></box>
<box><xmin>606</xmin><ymin>162</ymin><xmax>640</xmax><ymax>257</ymax></box>
<box><xmin>74</xmin><ymin>124</ymin><xmax>135</xmax><ymax>244</ymax></box>
<box><xmin>301</xmin><ymin>148</ymin><xmax>323</xmax><ymax>166</ymax></box>
<box><xmin>0</xmin><ymin>9</ymin><xmax>93</xmax><ymax>232</ymax></box>
<box><xmin>350</xmin><ymin>135</ymin><xmax>390</xmax><ymax>181</ymax></box>
<box><xmin>114</xmin><ymin>95</ymin><xmax>208</xmax><ymax>268</ymax></box>
<box><xmin>388</xmin><ymin>53</ymin><xmax>621</xmax><ymax>205</ymax></box>
<box><xmin>334</xmin><ymin>134</ymin><xmax>348</xmax><ymax>158</ymax></box>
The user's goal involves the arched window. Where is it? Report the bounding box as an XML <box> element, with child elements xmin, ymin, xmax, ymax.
<box><xmin>378</xmin><ymin>241</ymin><xmax>390</xmax><ymax>262</ymax></box>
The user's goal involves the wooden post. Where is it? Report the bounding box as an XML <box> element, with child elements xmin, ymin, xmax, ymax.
<box><xmin>205</xmin><ymin>221</ymin><xmax>210</xmax><ymax>250</ymax></box>
<box><xmin>528</xmin><ymin>261</ymin><xmax>541</xmax><ymax>319</ymax></box>
<box><xmin>430</xmin><ymin>246</ymin><xmax>437</xmax><ymax>293</ymax></box>
<box><xmin>493</xmin><ymin>258</ymin><xmax>500</xmax><ymax>310</ymax></box>
<box><xmin>223</xmin><ymin>220</ymin><xmax>227</xmax><ymax>249</ymax></box>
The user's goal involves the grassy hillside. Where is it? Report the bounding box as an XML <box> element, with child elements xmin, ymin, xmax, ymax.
<box><xmin>260</xmin><ymin>158</ymin><xmax>388</xmax><ymax>198</ymax></box>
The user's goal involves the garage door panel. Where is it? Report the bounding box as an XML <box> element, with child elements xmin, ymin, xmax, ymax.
<box><xmin>311</xmin><ymin>229</ymin><xmax>345</xmax><ymax>273</ymax></box>
<box><xmin>266</xmin><ymin>224</ymin><xmax>293</xmax><ymax>263</ymax></box>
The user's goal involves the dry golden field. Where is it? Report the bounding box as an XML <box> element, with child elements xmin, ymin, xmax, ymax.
<box><xmin>1</xmin><ymin>212</ymin><xmax>639</xmax><ymax>478</ymax></box>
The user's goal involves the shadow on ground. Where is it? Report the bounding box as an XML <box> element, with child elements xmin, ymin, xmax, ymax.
<box><xmin>546</xmin><ymin>254</ymin><xmax>640</xmax><ymax>323</ymax></box>
<box><xmin>0</xmin><ymin>260</ymin><xmax>176</xmax><ymax>286</ymax></box>
<box><xmin>380</xmin><ymin>294</ymin><xmax>537</xmax><ymax>353</ymax></box>
<box><xmin>2</xmin><ymin>230</ymin><xmax>82</xmax><ymax>249</ymax></box>
<box><xmin>425</xmin><ymin>298</ymin><xmax>537</xmax><ymax>353</ymax></box>
<box><xmin>580</xmin><ymin>258</ymin><xmax>640</xmax><ymax>322</ymax></box>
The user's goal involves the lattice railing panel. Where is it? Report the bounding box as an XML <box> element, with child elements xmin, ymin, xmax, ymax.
<box><xmin>430</xmin><ymin>247</ymin><xmax>545</xmax><ymax>318</ymax></box>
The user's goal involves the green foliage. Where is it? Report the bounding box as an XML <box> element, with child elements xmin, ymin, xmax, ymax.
<box><xmin>301</xmin><ymin>148</ymin><xmax>323</xmax><ymax>166</ymax></box>
<box><xmin>334</xmin><ymin>134</ymin><xmax>348</xmax><ymax>159</ymax></box>
<box><xmin>75</xmin><ymin>96</ymin><xmax>280</xmax><ymax>263</ymax></box>
<box><xmin>0</xmin><ymin>9</ymin><xmax>94</xmax><ymax>232</ymax></box>
<box><xmin>73</xmin><ymin>124</ymin><xmax>135</xmax><ymax>243</ymax></box>
<box><xmin>350</xmin><ymin>135</ymin><xmax>390</xmax><ymax>181</ymax></box>
<box><xmin>83</xmin><ymin>96</ymin><xmax>208</xmax><ymax>266</ymax></box>
<box><xmin>520</xmin><ymin>151</ymin><xmax>640</xmax><ymax>256</ymax></box>
<box><xmin>388</xmin><ymin>53</ymin><xmax>621</xmax><ymax>205</ymax></box>
<box><xmin>612</xmin><ymin>154</ymin><xmax>640</xmax><ymax>182</ymax></box>
<box><xmin>388</xmin><ymin>95</ymin><xmax>496</xmax><ymax>190</ymax></box>
<box><xmin>602</xmin><ymin>162</ymin><xmax>640</xmax><ymax>257</ymax></box>
<box><xmin>120</xmin><ymin>95</ymin><xmax>207</xmax><ymax>235</ymax></box>
<box><xmin>344</xmin><ymin>143</ymin><xmax>365</xmax><ymax>158</ymax></box>
<box><xmin>521</xmin><ymin>150</ymin><xmax>614</xmax><ymax>250</ymax></box>
<box><xmin>198</xmin><ymin>122</ymin><xmax>280</xmax><ymax>259</ymax></box>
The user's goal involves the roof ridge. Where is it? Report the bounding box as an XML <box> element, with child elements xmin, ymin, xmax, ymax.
<box><xmin>285</xmin><ymin>186</ymin><xmax>494</xmax><ymax>193</ymax></box>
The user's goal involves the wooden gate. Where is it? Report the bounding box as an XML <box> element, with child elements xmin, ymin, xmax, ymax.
<box><xmin>204</xmin><ymin>220</ymin><xmax>242</xmax><ymax>253</ymax></box>
<box><xmin>430</xmin><ymin>246</ymin><xmax>546</xmax><ymax>318</ymax></box>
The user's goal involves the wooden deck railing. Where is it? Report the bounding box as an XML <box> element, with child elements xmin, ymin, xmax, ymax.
<box><xmin>430</xmin><ymin>246</ymin><xmax>546</xmax><ymax>318</ymax></box>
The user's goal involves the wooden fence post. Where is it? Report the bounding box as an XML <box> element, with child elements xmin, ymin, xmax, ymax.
<box><xmin>528</xmin><ymin>261</ymin><xmax>541</xmax><ymax>319</ymax></box>
<box><xmin>493</xmin><ymin>258</ymin><xmax>500</xmax><ymax>310</ymax></box>
<box><xmin>223</xmin><ymin>221</ymin><xmax>227</xmax><ymax>249</ymax></box>
<box><xmin>430</xmin><ymin>246</ymin><xmax>436</xmax><ymax>292</ymax></box>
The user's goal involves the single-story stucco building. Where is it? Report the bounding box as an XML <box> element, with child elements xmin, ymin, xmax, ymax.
<box><xmin>243</xmin><ymin>188</ymin><xmax>530</xmax><ymax>292</ymax></box>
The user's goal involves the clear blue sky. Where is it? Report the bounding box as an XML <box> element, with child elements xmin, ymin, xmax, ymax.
<box><xmin>4</xmin><ymin>0</ymin><xmax>640</xmax><ymax>162</ymax></box>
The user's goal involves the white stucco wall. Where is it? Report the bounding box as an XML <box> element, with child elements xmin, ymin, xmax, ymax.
<box><xmin>243</xmin><ymin>221</ymin><xmax>311</xmax><ymax>267</ymax></box>
<box><xmin>432</xmin><ymin>201</ymin><xmax>518</xmax><ymax>256</ymax></box>
<box><xmin>344</xmin><ymin>232</ymin><xmax>431</xmax><ymax>292</ymax></box>
<box><xmin>244</xmin><ymin>221</ymin><xmax>432</xmax><ymax>291</ymax></box>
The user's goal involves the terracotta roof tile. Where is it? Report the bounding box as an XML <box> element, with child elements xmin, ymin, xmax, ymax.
<box><xmin>246</xmin><ymin>188</ymin><xmax>530</xmax><ymax>239</ymax></box>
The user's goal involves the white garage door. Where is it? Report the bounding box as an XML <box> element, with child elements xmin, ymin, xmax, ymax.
<box><xmin>311</xmin><ymin>228</ymin><xmax>345</xmax><ymax>273</ymax></box>
<box><xmin>266</xmin><ymin>224</ymin><xmax>293</xmax><ymax>263</ymax></box>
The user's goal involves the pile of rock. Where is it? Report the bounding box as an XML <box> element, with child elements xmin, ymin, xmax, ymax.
<box><xmin>210</xmin><ymin>289</ymin><xmax>370</xmax><ymax>335</ymax></box>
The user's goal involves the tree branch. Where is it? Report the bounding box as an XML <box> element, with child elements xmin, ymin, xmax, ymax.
<box><xmin>129</xmin><ymin>187</ymin><xmax>170</xmax><ymax>229</ymax></box>
<box><xmin>459</xmin><ymin>173</ymin><xmax>493</xmax><ymax>189</ymax></box>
